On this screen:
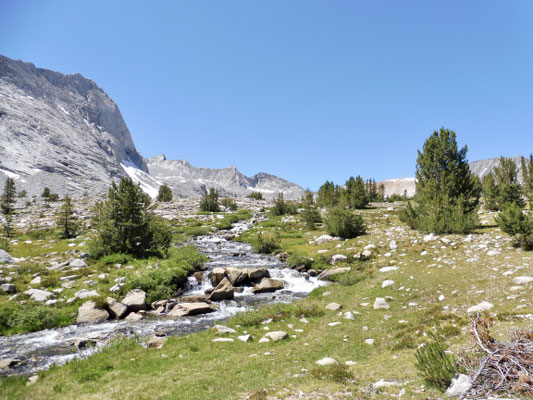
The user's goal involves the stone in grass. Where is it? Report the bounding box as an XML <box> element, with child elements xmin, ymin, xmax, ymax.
<box><xmin>77</xmin><ymin>301</ymin><xmax>109</xmax><ymax>324</ymax></box>
<box><xmin>381</xmin><ymin>280</ymin><xmax>394</xmax><ymax>288</ymax></box>
<box><xmin>325</xmin><ymin>302</ymin><xmax>341</xmax><ymax>311</ymax></box>
<box><xmin>147</xmin><ymin>336</ymin><xmax>167</xmax><ymax>348</ymax></box>
<box><xmin>264</xmin><ymin>331</ymin><xmax>288</xmax><ymax>342</ymax></box>
<box><xmin>373</xmin><ymin>297</ymin><xmax>389</xmax><ymax>310</ymax></box>
<box><xmin>1</xmin><ymin>283</ymin><xmax>15</xmax><ymax>294</ymax></box>
<box><xmin>467</xmin><ymin>301</ymin><xmax>493</xmax><ymax>313</ymax></box>
<box><xmin>212</xmin><ymin>338</ymin><xmax>234</xmax><ymax>342</ymax></box>
<box><xmin>237</xmin><ymin>334</ymin><xmax>252</xmax><ymax>342</ymax></box>
<box><xmin>69</xmin><ymin>258</ymin><xmax>88</xmax><ymax>268</ymax></box>
<box><xmin>513</xmin><ymin>276</ymin><xmax>533</xmax><ymax>285</ymax></box>
<box><xmin>317</xmin><ymin>267</ymin><xmax>351</xmax><ymax>281</ymax></box>
<box><xmin>24</xmin><ymin>288</ymin><xmax>54</xmax><ymax>302</ymax></box>
<box><xmin>315</xmin><ymin>357</ymin><xmax>338</xmax><ymax>366</ymax></box>
<box><xmin>446</xmin><ymin>374</ymin><xmax>472</xmax><ymax>396</ymax></box>
<box><xmin>213</xmin><ymin>325</ymin><xmax>236</xmax><ymax>335</ymax></box>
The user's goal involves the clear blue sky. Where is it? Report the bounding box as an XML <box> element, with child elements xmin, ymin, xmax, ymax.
<box><xmin>1</xmin><ymin>1</ymin><xmax>532</xmax><ymax>190</ymax></box>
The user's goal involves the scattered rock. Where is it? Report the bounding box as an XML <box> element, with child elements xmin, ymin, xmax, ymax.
<box><xmin>167</xmin><ymin>302</ymin><xmax>215</xmax><ymax>317</ymax></box>
<box><xmin>105</xmin><ymin>297</ymin><xmax>128</xmax><ymax>319</ymax></box>
<box><xmin>147</xmin><ymin>336</ymin><xmax>167</xmax><ymax>348</ymax></box>
<box><xmin>467</xmin><ymin>301</ymin><xmax>494</xmax><ymax>313</ymax></box>
<box><xmin>1</xmin><ymin>283</ymin><xmax>15</xmax><ymax>294</ymax></box>
<box><xmin>381</xmin><ymin>280</ymin><xmax>394</xmax><ymax>288</ymax></box>
<box><xmin>316</xmin><ymin>357</ymin><xmax>338</xmax><ymax>366</ymax></box>
<box><xmin>24</xmin><ymin>288</ymin><xmax>54</xmax><ymax>302</ymax></box>
<box><xmin>373</xmin><ymin>297</ymin><xmax>389</xmax><ymax>309</ymax></box>
<box><xmin>237</xmin><ymin>334</ymin><xmax>252</xmax><ymax>342</ymax></box>
<box><xmin>74</xmin><ymin>289</ymin><xmax>99</xmax><ymax>299</ymax></box>
<box><xmin>212</xmin><ymin>338</ymin><xmax>234</xmax><ymax>342</ymax></box>
<box><xmin>213</xmin><ymin>325</ymin><xmax>236</xmax><ymax>335</ymax></box>
<box><xmin>76</xmin><ymin>301</ymin><xmax>109</xmax><ymax>324</ymax></box>
<box><xmin>208</xmin><ymin>277</ymin><xmax>235</xmax><ymax>301</ymax></box>
<box><xmin>446</xmin><ymin>374</ymin><xmax>472</xmax><ymax>396</ymax></box>
<box><xmin>30</xmin><ymin>276</ymin><xmax>41</xmax><ymax>285</ymax></box>
<box><xmin>331</xmin><ymin>254</ymin><xmax>348</xmax><ymax>263</ymax></box>
<box><xmin>0</xmin><ymin>358</ymin><xmax>21</xmax><ymax>370</ymax></box>
<box><xmin>325</xmin><ymin>302</ymin><xmax>341</xmax><ymax>311</ymax></box>
<box><xmin>379</xmin><ymin>266</ymin><xmax>398</xmax><ymax>273</ymax></box>
<box><xmin>317</xmin><ymin>267</ymin><xmax>350</xmax><ymax>281</ymax></box>
<box><xmin>315</xmin><ymin>235</ymin><xmax>334</xmax><ymax>244</ymax></box>
<box><xmin>264</xmin><ymin>331</ymin><xmax>288</xmax><ymax>342</ymax></box>
<box><xmin>69</xmin><ymin>258</ymin><xmax>88</xmax><ymax>268</ymax></box>
<box><xmin>513</xmin><ymin>276</ymin><xmax>533</xmax><ymax>285</ymax></box>
<box><xmin>0</xmin><ymin>250</ymin><xmax>15</xmax><ymax>264</ymax></box>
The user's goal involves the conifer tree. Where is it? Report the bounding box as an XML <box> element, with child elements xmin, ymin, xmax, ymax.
<box><xmin>157</xmin><ymin>184</ymin><xmax>173</xmax><ymax>202</ymax></box>
<box><xmin>57</xmin><ymin>195</ymin><xmax>77</xmax><ymax>238</ymax></box>
<box><xmin>400</xmin><ymin>128</ymin><xmax>480</xmax><ymax>233</ymax></box>
<box><xmin>492</xmin><ymin>157</ymin><xmax>524</xmax><ymax>209</ymax></box>
<box><xmin>521</xmin><ymin>154</ymin><xmax>533</xmax><ymax>206</ymax></box>
<box><xmin>199</xmin><ymin>188</ymin><xmax>220</xmax><ymax>212</ymax></box>
<box><xmin>316</xmin><ymin>181</ymin><xmax>338</xmax><ymax>208</ymax></box>
<box><xmin>89</xmin><ymin>177</ymin><xmax>172</xmax><ymax>258</ymax></box>
<box><xmin>1</xmin><ymin>178</ymin><xmax>16</xmax><ymax>238</ymax></box>
<box><xmin>481</xmin><ymin>172</ymin><xmax>499</xmax><ymax>211</ymax></box>
<box><xmin>343</xmin><ymin>176</ymin><xmax>369</xmax><ymax>209</ymax></box>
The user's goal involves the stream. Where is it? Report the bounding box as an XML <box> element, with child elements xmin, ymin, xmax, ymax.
<box><xmin>0</xmin><ymin>221</ymin><xmax>326</xmax><ymax>376</ymax></box>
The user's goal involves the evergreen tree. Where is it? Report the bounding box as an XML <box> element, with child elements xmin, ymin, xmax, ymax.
<box><xmin>301</xmin><ymin>189</ymin><xmax>314</xmax><ymax>206</ymax></box>
<box><xmin>316</xmin><ymin>181</ymin><xmax>339</xmax><ymax>208</ymax></box>
<box><xmin>377</xmin><ymin>183</ymin><xmax>386</xmax><ymax>202</ymax></box>
<box><xmin>57</xmin><ymin>195</ymin><xmax>78</xmax><ymax>239</ymax></box>
<box><xmin>89</xmin><ymin>177</ymin><xmax>172</xmax><ymax>258</ymax></box>
<box><xmin>495</xmin><ymin>203</ymin><xmax>533</xmax><ymax>250</ymax></box>
<box><xmin>400</xmin><ymin>128</ymin><xmax>480</xmax><ymax>234</ymax></box>
<box><xmin>343</xmin><ymin>176</ymin><xmax>369</xmax><ymax>209</ymax></box>
<box><xmin>271</xmin><ymin>193</ymin><xmax>296</xmax><ymax>216</ymax></box>
<box><xmin>365</xmin><ymin>179</ymin><xmax>378</xmax><ymax>202</ymax></box>
<box><xmin>41</xmin><ymin>187</ymin><xmax>51</xmax><ymax>199</ymax></box>
<box><xmin>491</xmin><ymin>157</ymin><xmax>524</xmax><ymax>209</ymax></box>
<box><xmin>1</xmin><ymin>178</ymin><xmax>16</xmax><ymax>238</ymax></box>
<box><xmin>521</xmin><ymin>154</ymin><xmax>533</xmax><ymax>206</ymax></box>
<box><xmin>157</xmin><ymin>184</ymin><xmax>173</xmax><ymax>202</ymax></box>
<box><xmin>199</xmin><ymin>188</ymin><xmax>220</xmax><ymax>212</ymax></box>
<box><xmin>481</xmin><ymin>172</ymin><xmax>499</xmax><ymax>211</ymax></box>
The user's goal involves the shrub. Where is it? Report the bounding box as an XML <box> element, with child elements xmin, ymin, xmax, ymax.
<box><xmin>254</xmin><ymin>231</ymin><xmax>280</xmax><ymax>254</ymax></box>
<box><xmin>270</xmin><ymin>193</ymin><xmax>296</xmax><ymax>216</ymax></box>
<box><xmin>247</xmin><ymin>191</ymin><xmax>264</xmax><ymax>200</ymax></box>
<box><xmin>99</xmin><ymin>253</ymin><xmax>133</xmax><ymax>265</ymax></box>
<box><xmin>299</xmin><ymin>207</ymin><xmax>322</xmax><ymax>229</ymax></box>
<box><xmin>0</xmin><ymin>303</ymin><xmax>73</xmax><ymax>335</ymax></box>
<box><xmin>325</xmin><ymin>207</ymin><xmax>366</xmax><ymax>238</ymax></box>
<box><xmin>199</xmin><ymin>188</ymin><xmax>220</xmax><ymax>212</ymax></box>
<box><xmin>400</xmin><ymin>128</ymin><xmax>481</xmax><ymax>234</ymax></box>
<box><xmin>17</xmin><ymin>190</ymin><xmax>27</xmax><ymax>198</ymax></box>
<box><xmin>495</xmin><ymin>203</ymin><xmax>533</xmax><ymax>250</ymax></box>
<box><xmin>310</xmin><ymin>364</ymin><xmax>354</xmax><ymax>383</ymax></box>
<box><xmin>216</xmin><ymin>210</ymin><xmax>251</xmax><ymax>229</ymax></box>
<box><xmin>89</xmin><ymin>177</ymin><xmax>172</xmax><ymax>258</ymax></box>
<box><xmin>156</xmin><ymin>184</ymin><xmax>173</xmax><ymax>202</ymax></box>
<box><xmin>286</xmin><ymin>253</ymin><xmax>314</xmax><ymax>270</ymax></box>
<box><xmin>220</xmin><ymin>198</ymin><xmax>238</xmax><ymax>211</ymax></box>
<box><xmin>415</xmin><ymin>329</ymin><xmax>461</xmax><ymax>391</ymax></box>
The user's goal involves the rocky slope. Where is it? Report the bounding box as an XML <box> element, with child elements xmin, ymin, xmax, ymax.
<box><xmin>0</xmin><ymin>55</ymin><xmax>304</xmax><ymax>199</ymax></box>
<box><xmin>379</xmin><ymin>156</ymin><xmax>529</xmax><ymax>198</ymax></box>
<box><xmin>145</xmin><ymin>155</ymin><xmax>305</xmax><ymax>199</ymax></box>
<box><xmin>0</xmin><ymin>55</ymin><xmax>147</xmax><ymax>197</ymax></box>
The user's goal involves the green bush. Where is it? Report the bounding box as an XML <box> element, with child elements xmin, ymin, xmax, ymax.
<box><xmin>220</xmin><ymin>198</ymin><xmax>238</xmax><ymax>211</ymax></box>
<box><xmin>310</xmin><ymin>364</ymin><xmax>354</xmax><ymax>383</ymax></box>
<box><xmin>415</xmin><ymin>329</ymin><xmax>461</xmax><ymax>391</ymax></box>
<box><xmin>182</xmin><ymin>226</ymin><xmax>210</xmax><ymax>237</ymax></box>
<box><xmin>0</xmin><ymin>303</ymin><xmax>74</xmax><ymax>335</ymax></box>
<box><xmin>26</xmin><ymin>227</ymin><xmax>57</xmax><ymax>240</ymax></box>
<box><xmin>299</xmin><ymin>207</ymin><xmax>322</xmax><ymax>229</ymax></box>
<box><xmin>254</xmin><ymin>231</ymin><xmax>280</xmax><ymax>254</ymax></box>
<box><xmin>199</xmin><ymin>188</ymin><xmax>220</xmax><ymax>212</ymax></box>
<box><xmin>270</xmin><ymin>193</ymin><xmax>297</xmax><ymax>216</ymax></box>
<box><xmin>157</xmin><ymin>184</ymin><xmax>173</xmax><ymax>202</ymax></box>
<box><xmin>216</xmin><ymin>210</ymin><xmax>251</xmax><ymax>229</ymax></box>
<box><xmin>325</xmin><ymin>207</ymin><xmax>366</xmax><ymax>239</ymax></box>
<box><xmin>286</xmin><ymin>254</ymin><xmax>314</xmax><ymax>269</ymax></box>
<box><xmin>495</xmin><ymin>203</ymin><xmax>533</xmax><ymax>250</ymax></box>
<box><xmin>99</xmin><ymin>253</ymin><xmax>134</xmax><ymax>265</ymax></box>
<box><xmin>247</xmin><ymin>191</ymin><xmax>264</xmax><ymax>200</ymax></box>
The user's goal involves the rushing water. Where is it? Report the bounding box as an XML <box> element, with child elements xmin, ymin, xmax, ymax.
<box><xmin>0</xmin><ymin>221</ymin><xmax>326</xmax><ymax>376</ymax></box>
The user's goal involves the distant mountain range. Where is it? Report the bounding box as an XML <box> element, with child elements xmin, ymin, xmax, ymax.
<box><xmin>379</xmin><ymin>156</ymin><xmax>530</xmax><ymax>198</ymax></box>
<box><xmin>0</xmin><ymin>55</ymin><xmax>304</xmax><ymax>199</ymax></box>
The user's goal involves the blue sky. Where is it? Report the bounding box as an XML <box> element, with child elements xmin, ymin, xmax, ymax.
<box><xmin>1</xmin><ymin>1</ymin><xmax>532</xmax><ymax>190</ymax></box>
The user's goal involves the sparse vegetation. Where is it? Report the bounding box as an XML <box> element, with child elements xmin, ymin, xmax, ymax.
<box><xmin>254</xmin><ymin>231</ymin><xmax>280</xmax><ymax>254</ymax></box>
<box><xmin>220</xmin><ymin>197</ymin><xmax>238</xmax><ymax>211</ymax></box>
<box><xmin>247</xmin><ymin>191</ymin><xmax>263</xmax><ymax>200</ymax></box>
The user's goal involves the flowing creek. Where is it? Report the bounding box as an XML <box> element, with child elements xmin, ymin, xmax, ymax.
<box><xmin>0</xmin><ymin>221</ymin><xmax>326</xmax><ymax>376</ymax></box>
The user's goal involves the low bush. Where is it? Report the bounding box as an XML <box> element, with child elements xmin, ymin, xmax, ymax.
<box><xmin>325</xmin><ymin>207</ymin><xmax>366</xmax><ymax>238</ymax></box>
<box><xmin>0</xmin><ymin>303</ymin><xmax>74</xmax><ymax>335</ymax></box>
<box><xmin>199</xmin><ymin>188</ymin><xmax>220</xmax><ymax>212</ymax></box>
<box><xmin>254</xmin><ymin>231</ymin><xmax>280</xmax><ymax>254</ymax></box>
<box><xmin>99</xmin><ymin>253</ymin><xmax>133</xmax><ymax>265</ymax></box>
<box><xmin>299</xmin><ymin>207</ymin><xmax>322</xmax><ymax>229</ymax></box>
<box><xmin>220</xmin><ymin>198</ymin><xmax>238</xmax><ymax>211</ymax></box>
<box><xmin>270</xmin><ymin>194</ymin><xmax>297</xmax><ymax>216</ymax></box>
<box><xmin>495</xmin><ymin>203</ymin><xmax>533</xmax><ymax>250</ymax></box>
<box><xmin>310</xmin><ymin>364</ymin><xmax>354</xmax><ymax>383</ymax></box>
<box><xmin>286</xmin><ymin>254</ymin><xmax>314</xmax><ymax>270</ymax></box>
<box><xmin>415</xmin><ymin>329</ymin><xmax>461</xmax><ymax>391</ymax></box>
<box><xmin>247</xmin><ymin>191</ymin><xmax>264</xmax><ymax>200</ymax></box>
<box><xmin>216</xmin><ymin>210</ymin><xmax>252</xmax><ymax>229</ymax></box>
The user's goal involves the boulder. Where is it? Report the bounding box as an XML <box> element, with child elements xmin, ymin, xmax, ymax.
<box><xmin>193</xmin><ymin>271</ymin><xmax>204</xmax><ymax>284</ymax></box>
<box><xmin>373</xmin><ymin>297</ymin><xmax>389</xmax><ymax>310</ymax></box>
<box><xmin>122</xmin><ymin>289</ymin><xmax>147</xmax><ymax>311</ymax></box>
<box><xmin>125</xmin><ymin>312</ymin><xmax>143</xmax><ymax>322</ymax></box>
<box><xmin>264</xmin><ymin>331</ymin><xmax>288</xmax><ymax>342</ymax></box>
<box><xmin>325</xmin><ymin>302</ymin><xmax>341</xmax><ymax>311</ymax></box>
<box><xmin>208</xmin><ymin>277</ymin><xmax>234</xmax><ymax>301</ymax></box>
<box><xmin>69</xmin><ymin>258</ymin><xmax>88</xmax><ymax>268</ymax></box>
<box><xmin>513</xmin><ymin>276</ymin><xmax>533</xmax><ymax>285</ymax></box>
<box><xmin>147</xmin><ymin>336</ymin><xmax>167</xmax><ymax>348</ymax></box>
<box><xmin>76</xmin><ymin>301</ymin><xmax>109</xmax><ymax>324</ymax></box>
<box><xmin>105</xmin><ymin>297</ymin><xmax>128</xmax><ymax>319</ymax></box>
<box><xmin>317</xmin><ymin>267</ymin><xmax>350</xmax><ymax>281</ymax></box>
<box><xmin>0</xmin><ymin>358</ymin><xmax>21</xmax><ymax>370</ymax></box>
<box><xmin>180</xmin><ymin>295</ymin><xmax>209</xmax><ymax>303</ymax></box>
<box><xmin>1</xmin><ymin>283</ymin><xmax>15</xmax><ymax>294</ymax></box>
<box><xmin>246</xmin><ymin>267</ymin><xmax>270</xmax><ymax>281</ymax></box>
<box><xmin>0</xmin><ymin>249</ymin><xmax>14</xmax><ymax>264</ymax></box>
<box><xmin>315</xmin><ymin>235</ymin><xmax>334</xmax><ymax>244</ymax></box>
<box><xmin>316</xmin><ymin>357</ymin><xmax>338</xmax><ymax>366</ymax></box>
<box><xmin>213</xmin><ymin>325</ymin><xmax>236</xmax><ymax>335</ymax></box>
<box><xmin>225</xmin><ymin>267</ymin><xmax>247</xmax><ymax>286</ymax></box>
<box><xmin>24</xmin><ymin>288</ymin><xmax>54</xmax><ymax>302</ymax></box>
<box><xmin>446</xmin><ymin>374</ymin><xmax>472</xmax><ymax>396</ymax></box>
<box><xmin>467</xmin><ymin>301</ymin><xmax>493</xmax><ymax>313</ymax></box>
<box><xmin>237</xmin><ymin>334</ymin><xmax>252</xmax><ymax>342</ymax></box>
<box><xmin>208</xmin><ymin>267</ymin><xmax>226</xmax><ymax>287</ymax></box>
<box><xmin>74</xmin><ymin>289</ymin><xmax>99</xmax><ymax>299</ymax></box>
<box><xmin>167</xmin><ymin>302</ymin><xmax>215</xmax><ymax>317</ymax></box>
<box><xmin>252</xmin><ymin>278</ymin><xmax>284</xmax><ymax>294</ymax></box>
<box><xmin>331</xmin><ymin>254</ymin><xmax>348</xmax><ymax>264</ymax></box>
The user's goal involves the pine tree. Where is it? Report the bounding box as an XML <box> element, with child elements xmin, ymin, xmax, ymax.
<box><xmin>1</xmin><ymin>178</ymin><xmax>16</xmax><ymax>238</ymax></box>
<box><xmin>377</xmin><ymin>183</ymin><xmax>385</xmax><ymax>202</ymax></box>
<box><xmin>57</xmin><ymin>195</ymin><xmax>77</xmax><ymax>238</ymax></box>
<box><xmin>157</xmin><ymin>184</ymin><xmax>173</xmax><ymax>202</ymax></box>
<box><xmin>492</xmin><ymin>157</ymin><xmax>524</xmax><ymax>209</ymax></box>
<box><xmin>89</xmin><ymin>177</ymin><xmax>172</xmax><ymax>258</ymax></box>
<box><xmin>199</xmin><ymin>188</ymin><xmax>220</xmax><ymax>212</ymax></box>
<box><xmin>316</xmin><ymin>181</ymin><xmax>338</xmax><ymax>208</ymax></box>
<box><xmin>481</xmin><ymin>172</ymin><xmax>499</xmax><ymax>211</ymax></box>
<box><xmin>400</xmin><ymin>128</ymin><xmax>480</xmax><ymax>233</ymax></box>
<box><xmin>344</xmin><ymin>176</ymin><xmax>369</xmax><ymax>209</ymax></box>
<box><xmin>521</xmin><ymin>154</ymin><xmax>533</xmax><ymax>206</ymax></box>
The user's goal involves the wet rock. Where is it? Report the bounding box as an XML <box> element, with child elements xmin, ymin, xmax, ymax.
<box><xmin>208</xmin><ymin>277</ymin><xmax>234</xmax><ymax>301</ymax></box>
<box><xmin>125</xmin><ymin>312</ymin><xmax>144</xmax><ymax>322</ymax></box>
<box><xmin>77</xmin><ymin>301</ymin><xmax>109</xmax><ymax>324</ymax></box>
<box><xmin>167</xmin><ymin>302</ymin><xmax>215</xmax><ymax>317</ymax></box>
<box><xmin>0</xmin><ymin>358</ymin><xmax>21</xmax><ymax>370</ymax></box>
<box><xmin>180</xmin><ymin>295</ymin><xmax>209</xmax><ymax>303</ymax></box>
<box><xmin>264</xmin><ymin>331</ymin><xmax>288</xmax><ymax>342</ymax></box>
<box><xmin>122</xmin><ymin>289</ymin><xmax>147</xmax><ymax>311</ymax></box>
<box><xmin>1</xmin><ymin>283</ymin><xmax>15</xmax><ymax>294</ymax></box>
<box><xmin>193</xmin><ymin>271</ymin><xmax>204</xmax><ymax>284</ymax></box>
<box><xmin>246</xmin><ymin>267</ymin><xmax>270</xmax><ymax>281</ymax></box>
<box><xmin>317</xmin><ymin>267</ymin><xmax>350</xmax><ymax>281</ymax></box>
<box><xmin>106</xmin><ymin>297</ymin><xmax>128</xmax><ymax>319</ymax></box>
<box><xmin>208</xmin><ymin>267</ymin><xmax>226</xmax><ymax>287</ymax></box>
<box><xmin>73</xmin><ymin>338</ymin><xmax>98</xmax><ymax>349</ymax></box>
<box><xmin>225</xmin><ymin>267</ymin><xmax>247</xmax><ymax>286</ymax></box>
<box><xmin>252</xmin><ymin>278</ymin><xmax>284</xmax><ymax>293</ymax></box>
<box><xmin>24</xmin><ymin>288</ymin><xmax>54</xmax><ymax>302</ymax></box>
